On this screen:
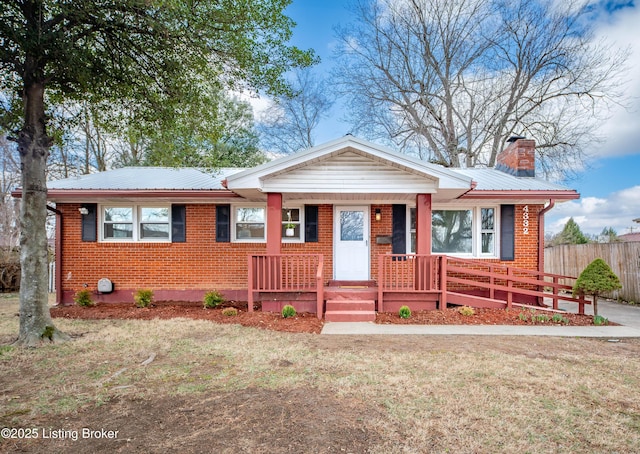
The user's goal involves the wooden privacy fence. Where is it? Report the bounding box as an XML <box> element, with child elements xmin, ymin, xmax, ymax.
<box><xmin>545</xmin><ymin>242</ymin><xmax>640</xmax><ymax>303</ymax></box>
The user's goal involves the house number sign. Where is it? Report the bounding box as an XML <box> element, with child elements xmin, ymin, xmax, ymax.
<box><xmin>522</xmin><ymin>205</ymin><xmax>529</xmax><ymax>235</ymax></box>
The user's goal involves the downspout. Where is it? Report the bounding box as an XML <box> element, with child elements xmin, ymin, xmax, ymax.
<box><xmin>46</xmin><ymin>204</ymin><xmax>63</xmax><ymax>306</ymax></box>
<box><xmin>537</xmin><ymin>199</ymin><xmax>555</xmax><ymax>274</ymax></box>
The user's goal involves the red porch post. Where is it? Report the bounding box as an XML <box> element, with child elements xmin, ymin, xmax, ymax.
<box><xmin>416</xmin><ymin>193</ymin><xmax>431</xmax><ymax>254</ymax></box>
<box><xmin>266</xmin><ymin>193</ymin><xmax>282</xmax><ymax>254</ymax></box>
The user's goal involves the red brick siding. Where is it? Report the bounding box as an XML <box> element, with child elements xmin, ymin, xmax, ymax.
<box><xmin>58</xmin><ymin>203</ymin><xmax>334</xmax><ymax>302</ymax></box>
<box><xmin>58</xmin><ymin>202</ymin><xmax>541</xmax><ymax>302</ymax></box>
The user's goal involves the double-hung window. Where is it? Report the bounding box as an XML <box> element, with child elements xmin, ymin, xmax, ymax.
<box><xmin>282</xmin><ymin>208</ymin><xmax>303</xmax><ymax>241</ymax></box>
<box><xmin>101</xmin><ymin>205</ymin><xmax>170</xmax><ymax>241</ymax></box>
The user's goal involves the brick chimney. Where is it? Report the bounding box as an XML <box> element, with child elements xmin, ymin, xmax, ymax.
<box><xmin>496</xmin><ymin>136</ymin><xmax>535</xmax><ymax>177</ymax></box>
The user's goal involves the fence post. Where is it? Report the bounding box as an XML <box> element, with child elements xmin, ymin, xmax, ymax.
<box><xmin>247</xmin><ymin>255</ymin><xmax>254</xmax><ymax>312</ymax></box>
<box><xmin>439</xmin><ymin>256</ymin><xmax>447</xmax><ymax>310</ymax></box>
<box><xmin>506</xmin><ymin>267</ymin><xmax>513</xmax><ymax>309</ymax></box>
<box><xmin>378</xmin><ymin>255</ymin><xmax>384</xmax><ymax>313</ymax></box>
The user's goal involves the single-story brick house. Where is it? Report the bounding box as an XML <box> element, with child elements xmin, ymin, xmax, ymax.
<box><xmin>35</xmin><ymin>135</ymin><xmax>582</xmax><ymax>319</ymax></box>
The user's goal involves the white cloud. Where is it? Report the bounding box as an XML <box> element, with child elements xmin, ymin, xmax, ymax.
<box><xmin>546</xmin><ymin>186</ymin><xmax>640</xmax><ymax>235</ymax></box>
<box><xmin>589</xmin><ymin>5</ymin><xmax>640</xmax><ymax>158</ymax></box>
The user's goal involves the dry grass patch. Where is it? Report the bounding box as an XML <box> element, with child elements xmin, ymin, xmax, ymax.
<box><xmin>1</xmin><ymin>294</ymin><xmax>640</xmax><ymax>453</ymax></box>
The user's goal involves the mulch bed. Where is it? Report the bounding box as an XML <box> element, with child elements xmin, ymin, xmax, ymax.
<box><xmin>50</xmin><ymin>300</ymin><xmax>605</xmax><ymax>335</ymax></box>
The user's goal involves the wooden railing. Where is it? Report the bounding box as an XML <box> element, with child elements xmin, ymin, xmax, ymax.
<box><xmin>377</xmin><ymin>254</ymin><xmax>588</xmax><ymax>314</ymax></box>
<box><xmin>378</xmin><ymin>254</ymin><xmax>442</xmax><ymax>312</ymax></box>
<box><xmin>247</xmin><ymin>254</ymin><xmax>324</xmax><ymax>319</ymax></box>
<box><xmin>443</xmin><ymin>256</ymin><xmax>588</xmax><ymax>313</ymax></box>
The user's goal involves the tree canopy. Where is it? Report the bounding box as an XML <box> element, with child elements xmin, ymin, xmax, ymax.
<box><xmin>0</xmin><ymin>0</ymin><xmax>315</xmax><ymax>346</ymax></box>
<box><xmin>334</xmin><ymin>0</ymin><xmax>628</xmax><ymax>177</ymax></box>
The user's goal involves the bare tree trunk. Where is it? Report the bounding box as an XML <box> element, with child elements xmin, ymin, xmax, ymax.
<box><xmin>14</xmin><ymin>79</ymin><xmax>69</xmax><ymax>346</ymax></box>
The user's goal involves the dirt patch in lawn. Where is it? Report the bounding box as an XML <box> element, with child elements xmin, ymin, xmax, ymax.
<box><xmin>13</xmin><ymin>388</ymin><xmax>383</xmax><ymax>454</ymax></box>
<box><xmin>50</xmin><ymin>300</ymin><xmax>601</xmax><ymax>335</ymax></box>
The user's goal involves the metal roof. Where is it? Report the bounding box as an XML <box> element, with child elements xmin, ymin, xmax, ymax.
<box><xmin>47</xmin><ymin>167</ymin><xmax>245</xmax><ymax>191</ymax></box>
<box><xmin>451</xmin><ymin>168</ymin><xmax>572</xmax><ymax>192</ymax></box>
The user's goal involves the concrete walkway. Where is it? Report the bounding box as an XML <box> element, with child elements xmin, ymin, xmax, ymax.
<box><xmin>321</xmin><ymin>298</ymin><xmax>640</xmax><ymax>337</ymax></box>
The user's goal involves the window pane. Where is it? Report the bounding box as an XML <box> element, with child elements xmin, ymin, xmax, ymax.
<box><xmin>141</xmin><ymin>223</ymin><xmax>170</xmax><ymax>239</ymax></box>
<box><xmin>410</xmin><ymin>208</ymin><xmax>416</xmax><ymax>231</ymax></box>
<box><xmin>104</xmin><ymin>207</ymin><xmax>132</xmax><ymax>222</ymax></box>
<box><xmin>104</xmin><ymin>223</ymin><xmax>133</xmax><ymax>238</ymax></box>
<box><xmin>481</xmin><ymin>208</ymin><xmax>494</xmax><ymax>230</ymax></box>
<box><xmin>236</xmin><ymin>223</ymin><xmax>265</xmax><ymax>239</ymax></box>
<box><xmin>432</xmin><ymin>210</ymin><xmax>472</xmax><ymax>253</ymax></box>
<box><xmin>141</xmin><ymin>207</ymin><xmax>169</xmax><ymax>222</ymax></box>
<box><xmin>281</xmin><ymin>209</ymin><xmax>300</xmax><ymax>222</ymax></box>
<box><xmin>340</xmin><ymin>211</ymin><xmax>364</xmax><ymax>241</ymax></box>
<box><xmin>482</xmin><ymin>233</ymin><xmax>494</xmax><ymax>254</ymax></box>
<box><xmin>236</xmin><ymin>207</ymin><xmax>265</xmax><ymax>223</ymax></box>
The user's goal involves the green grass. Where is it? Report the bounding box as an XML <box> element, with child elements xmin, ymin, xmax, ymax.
<box><xmin>1</xmin><ymin>293</ymin><xmax>640</xmax><ymax>453</ymax></box>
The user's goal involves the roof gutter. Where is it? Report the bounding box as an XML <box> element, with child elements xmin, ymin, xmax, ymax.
<box><xmin>460</xmin><ymin>190</ymin><xmax>579</xmax><ymax>200</ymax></box>
<box><xmin>13</xmin><ymin>189</ymin><xmax>240</xmax><ymax>200</ymax></box>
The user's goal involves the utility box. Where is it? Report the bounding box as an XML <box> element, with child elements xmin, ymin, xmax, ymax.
<box><xmin>97</xmin><ymin>278</ymin><xmax>114</xmax><ymax>294</ymax></box>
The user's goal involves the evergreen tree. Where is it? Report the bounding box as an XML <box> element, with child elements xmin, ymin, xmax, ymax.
<box><xmin>573</xmin><ymin>258</ymin><xmax>622</xmax><ymax>318</ymax></box>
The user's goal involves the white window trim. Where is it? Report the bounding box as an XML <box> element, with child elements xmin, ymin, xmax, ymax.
<box><xmin>406</xmin><ymin>205</ymin><xmax>500</xmax><ymax>258</ymax></box>
<box><xmin>282</xmin><ymin>206</ymin><xmax>305</xmax><ymax>243</ymax></box>
<box><xmin>232</xmin><ymin>204</ymin><xmax>267</xmax><ymax>243</ymax></box>
<box><xmin>99</xmin><ymin>204</ymin><xmax>171</xmax><ymax>243</ymax></box>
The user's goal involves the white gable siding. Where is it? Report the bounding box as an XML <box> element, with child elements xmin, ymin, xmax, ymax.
<box><xmin>262</xmin><ymin>151</ymin><xmax>438</xmax><ymax>193</ymax></box>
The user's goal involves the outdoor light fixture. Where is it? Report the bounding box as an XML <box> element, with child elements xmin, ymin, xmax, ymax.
<box><xmin>375</xmin><ymin>208</ymin><xmax>381</xmax><ymax>221</ymax></box>
<box><xmin>78</xmin><ymin>207</ymin><xmax>89</xmax><ymax>215</ymax></box>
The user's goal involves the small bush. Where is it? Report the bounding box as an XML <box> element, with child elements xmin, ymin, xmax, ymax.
<box><xmin>221</xmin><ymin>307</ymin><xmax>238</xmax><ymax>317</ymax></box>
<box><xmin>593</xmin><ymin>315</ymin><xmax>609</xmax><ymax>326</ymax></box>
<box><xmin>73</xmin><ymin>289</ymin><xmax>94</xmax><ymax>307</ymax></box>
<box><xmin>458</xmin><ymin>306</ymin><xmax>475</xmax><ymax>316</ymax></box>
<box><xmin>281</xmin><ymin>304</ymin><xmax>297</xmax><ymax>318</ymax></box>
<box><xmin>551</xmin><ymin>313</ymin><xmax>569</xmax><ymax>325</ymax></box>
<box><xmin>203</xmin><ymin>290</ymin><xmax>225</xmax><ymax>309</ymax></box>
<box><xmin>532</xmin><ymin>313</ymin><xmax>550</xmax><ymax>323</ymax></box>
<box><xmin>398</xmin><ymin>305</ymin><xmax>411</xmax><ymax>319</ymax></box>
<box><xmin>518</xmin><ymin>311</ymin><xmax>528</xmax><ymax>322</ymax></box>
<box><xmin>133</xmin><ymin>289</ymin><xmax>154</xmax><ymax>308</ymax></box>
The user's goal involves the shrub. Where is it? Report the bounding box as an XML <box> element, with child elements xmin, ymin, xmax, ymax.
<box><xmin>573</xmin><ymin>258</ymin><xmax>621</xmax><ymax>319</ymax></box>
<box><xmin>133</xmin><ymin>289</ymin><xmax>154</xmax><ymax>308</ymax></box>
<box><xmin>398</xmin><ymin>305</ymin><xmax>411</xmax><ymax>319</ymax></box>
<box><xmin>281</xmin><ymin>304</ymin><xmax>297</xmax><ymax>318</ymax></box>
<box><xmin>222</xmin><ymin>307</ymin><xmax>238</xmax><ymax>317</ymax></box>
<box><xmin>73</xmin><ymin>289</ymin><xmax>94</xmax><ymax>307</ymax></box>
<box><xmin>532</xmin><ymin>313</ymin><xmax>550</xmax><ymax>323</ymax></box>
<box><xmin>458</xmin><ymin>306</ymin><xmax>475</xmax><ymax>316</ymax></box>
<box><xmin>593</xmin><ymin>315</ymin><xmax>609</xmax><ymax>326</ymax></box>
<box><xmin>552</xmin><ymin>313</ymin><xmax>569</xmax><ymax>325</ymax></box>
<box><xmin>203</xmin><ymin>290</ymin><xmax>225</xmax><ymax>309</ymax></box>
<box><xmin>518</xmin><ymin>310</ymin><xmax>528</xmax><ymax>322</ymax></box>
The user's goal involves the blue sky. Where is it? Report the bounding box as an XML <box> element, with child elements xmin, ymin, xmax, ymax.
<box><xmin>274</xmin><ymin>0</ymin><xmax>640</xmax><ymax>236</ymax></box>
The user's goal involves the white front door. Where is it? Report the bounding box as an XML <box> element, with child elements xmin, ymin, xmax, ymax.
<box><xmin>334</xmin><ymin>206</ymin><xmax>370</xmax><ymax>280</ymax></box>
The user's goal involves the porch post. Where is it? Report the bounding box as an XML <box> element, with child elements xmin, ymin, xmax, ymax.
<box><xmin>416</xmin><ymin>193</ymin><xmax>431</xmax><ymax>255</ymax></box>
<box><xmin>266</xmin><ymin>193</ymin><xmax>282</xmax><ymax>254</ymax></box>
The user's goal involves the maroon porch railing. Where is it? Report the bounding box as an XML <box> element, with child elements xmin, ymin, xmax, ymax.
<box><xmin>444</xmin><ymin>256</ymin><xmax>588</xmax><ymax>313</ymax></box>
<box><xmin>378</xmin><ymin>254</ymin><xmax>588</xmax><ymax>314</ymax></box>
<box><xmin>247</xmin><ymin>254</ymin><xmax>324</xmax><ymax>319</ymax></box>
<box><xmin>377</xmin><ymin>254</ymin><xmax>443</xmax><ymax>312</ymax></box>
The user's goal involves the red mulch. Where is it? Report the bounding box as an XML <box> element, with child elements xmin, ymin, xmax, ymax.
<box><xmin>50</xmin><ymin>300</ymin><xmax>604</xmax><ymax>335</ymax></box>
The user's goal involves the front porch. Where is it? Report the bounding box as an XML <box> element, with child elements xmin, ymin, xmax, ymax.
<box><xmin>247</xmin><ymin>253</ymin><xmax>589</xmax><ymax>321</ymax></box>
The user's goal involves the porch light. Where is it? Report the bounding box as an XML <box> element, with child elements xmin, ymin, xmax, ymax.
<box><xmin>375</xmin><ymin>208</ymin><xmax>381</xmax><ymax>221</ymax></box>
<box><xmin>78</xmin><ymin>207</ymin><xmax>89</xmax><ymax>215</ymax></box>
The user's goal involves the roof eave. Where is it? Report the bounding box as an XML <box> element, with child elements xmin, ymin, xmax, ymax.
<box><xmin>13</xmin><ymin>189</ymin><xmax>240</xmax><ymax>200</ymax></box>
<box><xmin>459</xmin><ymin>190</ymin><xmax>580</xmax><ymax>200</ymax></box>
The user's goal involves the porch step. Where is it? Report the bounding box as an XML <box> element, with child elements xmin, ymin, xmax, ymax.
<box><xmin>327</xmin><ymin>280</ymin><xmax>377</xmax><ymax>288</ymax></box>
<box><xmin>325</xmin><ymin>299</ymin><xmax>376</xmax><ymax>322</ymax></box>
<box><xmin>324</xmin><ymin>287</ymin><xmax>378</xmax><ymax>301</ymax></box>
